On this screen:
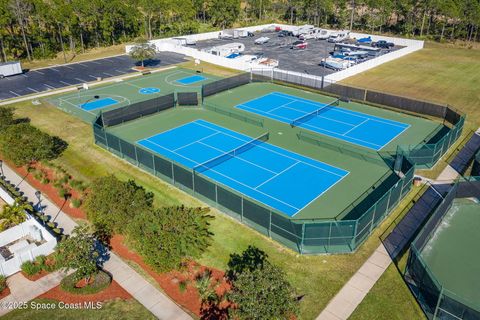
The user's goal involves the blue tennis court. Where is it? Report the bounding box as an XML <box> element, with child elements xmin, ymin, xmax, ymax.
<box><xmin>80</xmin><ymin>97</ymin><xmax>119</xmax><ymax>111</ymax></box>
<box><xmin>176</xmin><ymin>75</ymin><xmax>207</xmax><ymax>85</ymax></box>
<box><xmin>235</xmin><ymin>92</ymin><xmax>410</xmax><ymax>150</ymax></box>
<box><xmin>137</xmin><ymin>120</ymin><xmax>349</xmax><ymax>216</ymax></box>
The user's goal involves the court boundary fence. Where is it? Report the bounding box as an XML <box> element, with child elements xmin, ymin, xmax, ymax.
<box><xmin>404</xmin><ymin>179</ymin><xmax>480</xmax><ymax>320</ymax></box>
<box><xmin>177</xmin><ymin>92</ymin><xmax>198</xmax><ymax>106</ymax></box>
<box><xmin>250</xmin><ymin>68</ymin><xmax>466</xmax><ymax>169</ymax></box>
<box><xmin>92</xmin><ymin>119</ymin><xmax>415</xmax><ymax>254</ymax></box>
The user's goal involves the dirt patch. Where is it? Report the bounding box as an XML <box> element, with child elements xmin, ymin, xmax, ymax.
<box><xmin>0</xmin><ymin>287</ymin><xmax>11</xmax><ymax>299</ymax></box>
<box><xmin>38</xmin><ymin>280</ymin><xmax>131</xmax><ymax>303</ymax></box>
<box><xmin>110</xmin><ymin>235</ymin><xmax>231</xmax><ymax>317</ymax></box>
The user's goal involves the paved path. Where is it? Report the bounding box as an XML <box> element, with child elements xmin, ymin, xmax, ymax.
<box><xmin>1</xmin><ymin>162</ymin><xmax>192</xmax><ymax>320</ymax></box>
<box><xmin>0</xmin><ymin>271</ymin><xmax>69</xmax><ymax>316</ymax></box>
<box><xmin>316</xmin><ymin>161</ymin><xmax>463</xmax><ymax>320</ymax></box>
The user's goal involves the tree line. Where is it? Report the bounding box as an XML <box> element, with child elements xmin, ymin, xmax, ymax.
<box><xmin>1</xmin><ymin>0</ymin><xmax>479</xmax><ymax>62</ymax></box>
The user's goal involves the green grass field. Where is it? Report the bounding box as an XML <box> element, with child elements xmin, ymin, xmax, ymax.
<box><xmin>2</xmin><ymin>299</ymin><xmax>156</xmax><ymax>320</ymax></box>
<box><xmin>8</xmin><ymin>42</ymin><xmax>478</xmax><ymax>319</ymax></box>
<box><xmin>11</xmin><ymin>94</ymin><xmax>425</xmax><ymax>319</ymax></box>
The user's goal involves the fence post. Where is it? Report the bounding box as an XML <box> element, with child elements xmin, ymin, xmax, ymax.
<box><xmin>432</xmin><ymin>286</ymin><xmax>444</xmax><ymax>320</ymax></box>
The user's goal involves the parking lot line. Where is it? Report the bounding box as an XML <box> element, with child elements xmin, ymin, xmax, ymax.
<box><xmin>102</xmin><ymin>72</ymin><xmax>115</xmax><ymax>77</ymax></box>
<box><xmin>115</xmin><ymin>69</ymin><xmax>127</xmax><ymax>74</ymax></box>
<box><xmin>44</xmin><ymin>84</ymin><xmax>56</xmax><ymax>89</ymax></box>
<box><xmin>59</xmin><ymin>80</ymin><xmax>73</xmax><ymax>86</ymax></box>
<box><xmin>64</xmin><ymin>65</ymin><xmax>74</xmax><ymax>70</ymax></box>
<box><xmin>27</xmin><ymin>87</ymin><xmax>39</xmax><ymax>93</ymax></box>
<box><xmin>74</xmin><ymin>77</ymin><xmax>87</xmax><ymax>83</ymax></box>
<box><xmin>9</xmin><ymin>91</ymin><xmax>20</xmax><ymax>97</ymax></box>
<box><xmin>78</xmin><ymin>63</ymin><xmax>88</xmax><ymax>67</ymax></box>
<box><xmin>91</xmin><ymin>61</ymin><xmax>101</xmax><ymax>65</ymax></box>
<box><xmin>32</xmin><ymin>70</ymin><xmax>45</xmax><ymax>75</ymax></box>
<box><xmin>88</xmin><ymin>75</ymin><xmax>98</xmax><ymax>79</ymax></box>
<box><xmin>50</xmin><ymin>68</ymin><xmax>60</xmax><ymax>72</ymax></box>
<box><xmin>21</xmin><ymin>74</ymin><xmax>28</xmax><ymax>78</ymax></box>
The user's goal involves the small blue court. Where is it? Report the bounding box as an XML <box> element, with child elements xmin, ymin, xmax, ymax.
<box><xmin>176</xmin><ymin>75</ymin><xmax>207</xmax><ymax>85</ymax></box>
<box><xmin>236</xmin><ymin>92</ymin><xmax>410</xmax><ymax>150</ymax></box>
<box><xmin>80</xmin><ymin>97</ymin><xmax>119</xmax><ymax>111</ymax></box>
<box><xmin>137</xmin><ymin>120</ymin><xmax>349</xmax><ymax>216</ymax></box>
<box><xmin>139</xmin><ymin>87</ymin><xmax>160</xmax><ymax>94</ymax></box>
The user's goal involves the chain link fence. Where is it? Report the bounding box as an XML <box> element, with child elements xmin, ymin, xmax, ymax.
<box><xmin>405</xmin><ymin>180</ymin><xmax>480</xmax><ymax>320</ymax></box>
<box><xmin>250</xmin><ymin>68</ymin><xmax>466</xmax><ymax>169</ymax></box>
<box><xmin>93</xmin><ymin>120</ymin><xmax>415</xmax><ymax>254</ymax></box>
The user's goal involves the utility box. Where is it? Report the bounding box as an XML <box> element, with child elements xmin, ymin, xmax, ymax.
<box><xmin>0</xmin><ymin>61</ymin><xmax>22</xmax><ymax>78</ymax></box>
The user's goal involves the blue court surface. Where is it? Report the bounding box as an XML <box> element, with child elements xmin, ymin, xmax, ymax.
<box><xmin>80</xmin><ymin>97</ymin><xmax>119</xmax><ymax>111</ymax></box>
<box><xmin>176</xmin><ymin>75</ymin><xmax>207</xmax><ymax>85</ymax></box>
<box><xmin>139</xmin><ymin>87</ymin><xmax>160</xmax><ymax>94</ymax></box>
<box><xmin>236</xmin><ymin>92</ymin><xmax>410</xmax><ymax>150</ymax></box>
<box><xmin>137</xmin><ymin>120</ymin><xmax>349</xmax><ymax>216</ymax></box>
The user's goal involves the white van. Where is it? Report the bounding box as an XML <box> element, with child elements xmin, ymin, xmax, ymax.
<box><xmin>316</xmin><ymin>29</ymin><xmax>333</xmax><ymax>40</ymax></box>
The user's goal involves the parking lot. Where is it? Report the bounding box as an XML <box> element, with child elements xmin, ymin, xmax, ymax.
<box><xmin>194</xmin><ymin>32</ymin><xmax>402</xmax><ymax>77</ymax></box>
<box><xmin>0</xmin><ymin>52</ymin><xmax>186</xmax><ymax>101</ymax></box>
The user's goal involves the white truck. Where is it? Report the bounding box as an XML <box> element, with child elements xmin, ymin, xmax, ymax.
<box><xmin>206</xmin><ymin>43</ymin><xmax>245</xmax><ymax>57</ymax></box>
<box><xmin>316</xmin><ymin>29</ymin><xmax>334</xmax><ymax>40</ymax></box>
<box><xmin>327</xmin><ymin>30</ymin><xmax>350</xmax><ymax>43</ymax></box>
<box><xmin>299</xmin><ymin>28</ymin><xmax>323</xmax><ymax>40</ymax></box>
<box><xmin>0</xmin><ymin>61</ymin><xmax>22</xmax><ymax>78</ymax></box>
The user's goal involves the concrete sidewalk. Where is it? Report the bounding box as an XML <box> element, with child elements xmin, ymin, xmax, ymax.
<box><xmin>316</xmin><ymin>245</ymin><xmax>392</xmax><ymax>320</ymax></box>
<box><xmin>1</xmin><ymin>162</ymin><xmax>192</xmax><ymax>320</ymax></box>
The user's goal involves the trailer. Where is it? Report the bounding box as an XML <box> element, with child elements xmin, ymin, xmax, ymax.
<box><xmin>205</xmin><ymin>43</ymin><xmax>245</xmax><ymax>57</ymax></box>
<box><xmin>0</xmin><ymin>61</ymin><xmax>22</xmax><ymax>78</ymax></box>
<box><xmin>333</xmin><ymin>43</ymin><xmax>381</xmax><ymax>56</ymax></box>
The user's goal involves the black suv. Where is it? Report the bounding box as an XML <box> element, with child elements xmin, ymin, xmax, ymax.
<box><xmin>278</xmin><ymin>30</ymin><xmax>293</xmax><ymax>37</ymax></box>
<box><xmin>372</xmin><ymin>40</ymin><xmax>394</xmax><ymax>49</ymax></box>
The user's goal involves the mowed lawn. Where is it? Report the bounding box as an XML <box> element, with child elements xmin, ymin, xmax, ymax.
<box><xmin>2</xmin><ymin>299</ymin><xmax>156</xmax><ymax>320</ymax></box>
<box><xmin>343</xmin><ymin>42</ymin><xmax>480</xmax><ymax>124</ymax></box>
<box><xmin>345</xmin><ymin>41</ymin><xmax>480</xmax><ymax>320</ymax></box>
<box><xmin>9</xmin><ymin>93</ymin><xmax>424</xmax><ymax>319</ymax></box>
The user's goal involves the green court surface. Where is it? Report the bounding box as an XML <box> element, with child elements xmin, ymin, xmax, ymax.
<box><xmin>421</xmin><ymin>200</ymin><xmax>480</xmax><ymax>308</ymax></box>
<box><xmin>203</xmin><ymin>82</ymin><xmax>442</xmax><ymax>153</ymax></box>
<box><xmin>47</xmin><ymin>67</ymin><xmax>222</xmax><ymax>123</ymax></box>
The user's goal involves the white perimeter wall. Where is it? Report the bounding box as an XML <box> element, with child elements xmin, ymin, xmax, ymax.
<box><xmin>125</xmin><ymin>23</ymin><xmax>424</xmax><ymax>83</ymax></box>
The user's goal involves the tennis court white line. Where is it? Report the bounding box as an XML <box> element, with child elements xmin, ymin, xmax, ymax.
<box><xmin>254</xmin><ymin>161</ymin><xmax>299</xmax><ymax>189</ymax></box>
<box><xmin>197</xmin><ymin>141</ymin><xmax>278</xmax><ymax>175</ymax></box>
<box><xmin>194</xmin><ymin>120</ymin><xmax>347</xmax><ymax>177</ymax></box>
<box><xmin>237</xmin><ymin>103</ymin><xmax>383</xmax><ymax>149</ymax></box>
<box><xmin>341</xmin><ymin>119</ymin><xmax>369</xmax><ymax>136</ymax></box>
<box><xmin>58</xmin><ymin>98</ymin><xmax>96</xmax><ymax>115</ymax></box>
<box><xmin>125</xmin><ymin>82</ymin><xmax>143</xmax><ymax>89</ymax></box>
<box><xmin>172</xmin><ymin>132</ymin><xmax>220</xmax><ymax>151</ymax></box>
<box><xmin>139</xmin><ymin>138</ymin><xmax>301</xmax><ymax>211</ymax></box>
<box><xmin>273</xmin><ymin>91</ymin><xmax>410</xmax><ymax>129</ymax></box>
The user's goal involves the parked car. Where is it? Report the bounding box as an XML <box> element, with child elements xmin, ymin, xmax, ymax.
<box><xmin>254</xmin><ymin>36</ymin><xmax>270</xmax><ymax>45</ymax></box>
<box><xmin>291</xmin><ymin>40</ymin><xmax>308</xmax><ymax>50</ymax></box>
<box><xmin>278</xmin><ymin>30</ymin><xmax>293</xmax><ymax>37</ymax></box>
<box><xmin>372</xmin><ymin>40</ymin><xmax>394</xmax><ymax>48</ymax></box>
<box><xmin>316</xmin><ymin>29</ymin><xmax>333</xmax><ymax>40</ymax></box>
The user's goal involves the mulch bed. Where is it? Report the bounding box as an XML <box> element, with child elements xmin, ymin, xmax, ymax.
<box><xmin>22</xmin><ymin>269</ymin><xmax>51</xmax><ymax>281</ymax></box>
<box><xmin>0</xmin><ymin>287</ymin><xmax>11</xmax><ymax>300</ymax></box>
<box><xmin>12</xmin><ymin>162</ymin><xmax>87</xmax><ymax>220</ymax></box>
<box><xmin>38</xmin><ymin>280</ymin><xmax>131</xmax><ymax>304</ymax></box>
<box><xmin>110</xmin><ymin>235</ymin><xmax>232</xmax><ymax>318</ymax></box>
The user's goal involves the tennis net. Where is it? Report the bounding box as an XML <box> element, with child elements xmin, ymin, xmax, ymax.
<box><xmin>193</xmin><ymin>132</ymin><xmax>269</xmax><ymax>173</ymax></box>
<box><xmin>290</xmin><ymin>99</ymin><xmax>339</xmax><ymax>127</ymax></box>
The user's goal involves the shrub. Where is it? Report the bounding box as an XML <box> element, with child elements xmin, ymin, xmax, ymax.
<box><xmin>0</xmin><ymin>275</ymin><xmax>6</xmax><ymax>292</ymax></box>
<box><xmin>70</xmin><ymin>198</ymin><xmax>82</xmax><ymax>208</ymax></box>
<box><xmin>178</xmin><ymin>280</ymin><xmax>188</xmax><ymax>293</ymax></box>
<box><xmin>21</xmin><ymin>261</ymin><xmax>41</xmax><ymax>276</ymax></box>
<box><xmin>70</xmin><ymin>179</ymin><xmax>87</xmax><ymax>192</ymax></box>
<box><xmin>35</xmin><ymin>255</ymin><xmax>47</xmax><ymax>266</ymax></box>
<box><xmin>59</xmin><ymin>174</ymin><xmax>70</xmax><ymax>185</ymax></box>
<box><xmin>60</xmin><ymin>270</ymin><xmax>111</xmax><ymax>295</ymax></box>
<box><xmin>46</xmin><ymin>221</ymin><xmax>56</xmax><ymax>228</ymax></box>
<box><xmin>53</xmin><ymin>227</ymin><xmax>62</xmax><ymax>235</ymax></box>
<box><xmin>41</xmin><ymin>178</ymin><xmax>50</xmax><ymax>184</ymax></box>
<box><xmin>58</xmin><ymin>188</ymin><xmax>70</xmax><ymax>199</ymax></box>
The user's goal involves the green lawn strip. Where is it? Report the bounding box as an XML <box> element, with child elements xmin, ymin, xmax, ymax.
<box><xmin>349</xmin><ymin>261</ymin><xmax>425</xmax><ymax>320</ymax></box>
<box><xmin>342</xmin><ymin>42</ymin><xmax>480</xmax><ymax>126</ymax></box>
<box><xmin>2</xmin><ymin>298</ymin><xmax>156</xmax><ymax>320</ymax></box>
<box><xmin>11</xmin><ymin>98</ymin><xmax>424</xmax><ymax>319</ymax></box>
